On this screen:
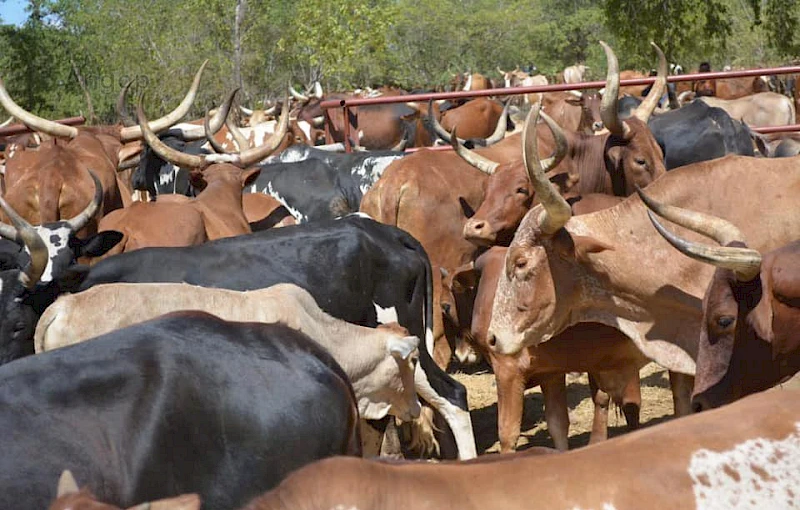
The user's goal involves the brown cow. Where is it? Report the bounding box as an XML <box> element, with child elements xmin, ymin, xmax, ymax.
<box><xmin>360</xmin><ymin>133</ymin><xmax>523</xmax><ymax>368</ymax></box>
<box><xmin>442</xmin><ymin>246</ymin><xmax>647</xmax><ymax>452</ymax></box>
<box><xmin>541</xmin><ymin>90</ymin><xmax>603</xmax><ymax>134</ymax></box>
<box><xmin>427</xmin><ymin>98</ymin><xmax>509</xmax><ymax>146</ymax></box>
<box><xmin>236</xmin><ymin>390</ymin><xmax>800</xmax><ymax>510</ymax></box>
<box><xmin>0</xmin><ymin>63</ymin><xmax>208</xmax><ymax>233</ymax></box>
<box><xmin>460</xmin><ymin>42</ymin><xmax>667</xmax><ymax>247</ymax></box>
<box><xmin>641</xmin><ymin>190</ymin><xmax>800</xmax><ymax>412</ymax></box>
<box><xmin>619</xmin><ymin>69</ymin><xmax>648</xmax><ymax>97</ymax></box>
<box><xmin>94</xmin><ymin>98</ymin><xmax>289</xmax><ymax>258</ymax></box>
<box><xmin>242</xmin><ymin>193</ymin><xmax>297</xmax><ymax>231</ymax></box>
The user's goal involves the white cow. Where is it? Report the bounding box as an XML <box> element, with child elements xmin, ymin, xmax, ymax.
<box><xmin>35</xmin><ymin>283</ymin><xmax>421</xmax><ymax>426</ymax></box>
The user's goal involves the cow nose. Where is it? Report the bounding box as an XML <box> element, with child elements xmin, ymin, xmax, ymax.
<box><xmin>487</xmin><ymin>334</ymin><xmax>497</xmax><ymax>348</ymax></box>
<box><xmin>442</xmin><ymin>303</ymin><xmax>451</xmax><ymax>315</ymax></box>
<box><xmin>592</xmin><ymin>121</ymin><xmax>604</xmax><ymax>131</ymax></box>
<box><xmin>468</xmin><ymin>220</ymin><xmax>485</xmax><ymax>232</ymax></box>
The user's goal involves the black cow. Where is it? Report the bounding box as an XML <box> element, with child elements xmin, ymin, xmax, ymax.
<box><xmin>0</xmin><ymin>214</ymin><xmax>474</xmax><ymax>458</ymax></box>
<box><xmin>618</xmin><ymin>99</ymin><xmax>754</xmax><ymax>169</ymax></box>
<box><xmin>0</xmin><ymin>313</ymin><xmax>360</xmax><ymax>509</ymax></box>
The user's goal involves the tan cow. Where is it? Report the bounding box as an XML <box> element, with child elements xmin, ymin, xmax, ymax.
<box><xmin>36</xmin><ymin>283</ymin><xmax>421</xmax><ymax>432</ymax></box>
<box><xmin>486</xmin><ymin>104</ymin><xmax>800</xmax><ymax>416</ymax></box>
<box><xmin>442</xmin><ymin>246</ymin><xmax>648</xmax><ymax>452</ymax></box>
<box><xmin>698</xmin><ymin>92</ymin><xmax>796</xmax><ymax>128</ymax></box>
<box><xmin>562</xmin><ymin>64</ymin><xmax>589</xmax><ymax>84</ymax></box>
<box><xmin>239</xmin><ymin>390</ymin><xmax>800</xmax><ymax>510</ymax></box>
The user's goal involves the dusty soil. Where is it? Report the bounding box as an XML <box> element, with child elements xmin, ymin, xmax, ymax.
<box><xmin>453</xmin><ymin>362</ymin><xmax>800</xmax><ymax>455</ymax></box>
<box><xmin>455</xmin><ymin>362</ymin><xmax>681</xmax><ymax>454</ymax></box>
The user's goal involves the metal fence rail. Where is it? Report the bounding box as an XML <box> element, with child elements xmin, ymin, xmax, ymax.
<box><xmin>319</xmin><ymin>65</ymin><xmax>800</xmax><ymax>151</ymax></box>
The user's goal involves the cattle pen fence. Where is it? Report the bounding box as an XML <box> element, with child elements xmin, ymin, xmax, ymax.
<box><xmin>319</xmin><ymin>65</ymin><xmax>800</xmax><ymax>153</ymax></box>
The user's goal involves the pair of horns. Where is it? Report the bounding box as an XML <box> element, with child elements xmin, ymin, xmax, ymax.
<box><xmin>637</xmin><ymin>187</ymin><xmax>761</xmax><ymax>281</ymax></box>
<box><xmin>138</xmin><ymin>90</ymin><xmax>290</xmax><ymax>169</ymax></box>
<box><xmin>429</xmin><ymin>99</ymin><xmax>509</xmax><ymax>147</ymax></box>
<box><xmin>600</xmin><ymin>41</ymin><xmax>667</xmax><ymax>139</ymax></box>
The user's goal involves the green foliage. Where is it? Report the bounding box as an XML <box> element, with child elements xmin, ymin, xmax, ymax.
<box><xmin>0</xmin><ymin>0</ymin><xmax>797</xmax><ymax>122</ymax></box>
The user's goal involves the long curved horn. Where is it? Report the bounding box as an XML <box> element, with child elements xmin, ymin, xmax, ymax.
<box><xmin>138</xmin><ymin>96</ymin><xmax>207</xmax><ymax>169</ymax></box>
<box><xmin>116</xmin><ymin>78</ymin><xmax>136</xmax><ymax>127</ymax></box>
<box><xmin>313</xmin><ymin>81</ymin><xmax>323</xmax><ymax>99</ymax></box>
<box><xmin>239</xmin><ymin>105</ymin><xmax>253</xmax><ymax>116</ymax></box>
<box><xmin>0</xmin><ymin>116</ymin><xmax>14</xmax><ymax>128</ymax></box>
<box><xmin>497</xmin><ymin>66</ymin><xmax>507</xmax><ymax>76</ymax></box>
<box><xmin>204</xmin><ymin>88</ymin><xmax>240</xmax><ymax>154</ymax></box>
<box><xmin>225</xmin><ymin>111</ymin><xmax>250</xmax><ymax>152</ymax></box>
<box><xmin>598</xmin><ymin>41</ymin><xmax>631</xmax><ymax>139</ymax></box>
<box><xmin>636</xmin><ymin>186</ymin><xmax>747</xmax><ymax>246</ymax></box>
<box><xmin>120</xmin><ymin>60</ymin><xmax>208</xmax><ymax>142</ymax></box>
<box><xmin>0</xmin><ymin>78</ymin><xmax>79</xmax><ymax>138</ymax></box>
<box><xmin>537</xmin><ymin>110</ymin><xmax>568</xmax><ymax>172</ymax></box>
<box><xmin>233</xmin><ymin>95</ymin><xmax>290</xmax><ymax>167</ymax></box>
<box><xmin>390</xmin><ymin>133</ymin><xmax>407</xmax><ymax>152</ymax></box>
<box><xmin>289</xmin><ymin>84</ymin><xmax>309</xmax><ymax>102</ymax></box>
<box><xmin>633</xmin><ymin>42</ymin><xmax>667</xmax><ymax>123</ymax></box>
<box><xmin>483</xmin><ymin>103</ymin><xmax>509</xmax><ymax>145</ymax></box>
<box><xmin>450</xmin><ymin>126</ymin><xmax>499</xmax><ymax>175</ymax></box>
<box><xmin>66</xmin><ymin>170</ymin><xmax>103</xmax><ymax>232</ymax></box>
<box><xmin>645</xmin><ymin>210</ymin><xmax>761</xmax><ymax>281</ymax></box>
<box><xmin>0</xmin><ymin>192</ymin><xmax>48</xmax><ymax>288</ymax></box>
<box><xmin>428</xmin><ymin>99</ymin><xmax>465</xmax><ymax>144</ymax></box>
<box><xmin>523</xmin><ymin>104</ymin><xmax>572</xmax><ymax>234</ymax></box>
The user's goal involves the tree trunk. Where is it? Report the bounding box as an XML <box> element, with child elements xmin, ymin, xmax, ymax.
<box><xmin>233</xmin><ymin>0</ymin><xmax>247</xmax><ymax>93</ymax></box>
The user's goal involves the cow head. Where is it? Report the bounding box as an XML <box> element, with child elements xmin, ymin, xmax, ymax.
<box><xmin>640</xmin><ymin>188</ymin><xmax>800</xmax><ymax>411</ymax></box>
<box><xmin>440</xmin><ymin>264</ymin><xmax>482</xmax><ymax>364</ymax></box>
<box><xmin>361</xmin><ymin>322</ymin><xmax>421</xmax><ymax>422</ymax></box>
<box><xmin>49</xmin><ymin>470</ymin><xmax>201</xmax><ymax>510</ymax></box>
<box><xmin>0</xmin><ymin>172</ymin><xmax>122</xmax><ymax>364</ymax></box>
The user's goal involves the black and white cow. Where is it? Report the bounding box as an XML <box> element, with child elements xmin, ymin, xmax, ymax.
<box><xmin>130</xmin><ymin>134</ymin><xmax>209</xmax><ymax>198</ymax></box>
<box><xmin>0</xmin><ymin>213</ymin><xmax>475</xmax><ymax>459</ymax></box>
<box><xmin>0</xmin><ymin>312</ymin><xmax>360</xmax><ymax>509</ymax></box>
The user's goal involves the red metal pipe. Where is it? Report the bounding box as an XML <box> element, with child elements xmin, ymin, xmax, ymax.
<box><xmin>751</xmin><ymin>124</ymin><xmax>800</xmax><ymax>134</ymax></box>
<box><xmin>0</xmin><ymin>116</ymin><xmax>86</xmax><ymax>137</ymax></box>
<box><xmin>321</xmin><ymin>66</ymin><xmax>800</xmax><ymax>109</ymax></box>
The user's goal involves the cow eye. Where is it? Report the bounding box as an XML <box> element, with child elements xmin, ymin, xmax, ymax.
<box><xmin>516</xmin><ymin>187</ymin><xmax>530</xmax><ymax>195</ymax></box>
<box><xmin>515</xmin><ymin>258</ymin><xmax>528</xmax><ymax>270</ymax></box>
<box><xmin>716</xmin><ymin>316</ymin><xmax>735</xmax><ymax>329</ymax></box>
<box><xmin>635</xmin><ymin>157</ymin><xmax>647</xmax><ymax>166</ymax></box>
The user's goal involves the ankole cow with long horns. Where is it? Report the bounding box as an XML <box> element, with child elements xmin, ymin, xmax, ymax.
<box><xmin>0</xmin><ymin>62</ymin><xmax>210</xmax><ymax>232</ymax></box>
<box><xmin>640</xmin><ymin>190</ymin><xmax>800</xmax><ymax>412</ymax></box>
<box><xmin>458</xmin><ymin>42</ymin><xmax>668</xmax><ymax>248</ymax></box>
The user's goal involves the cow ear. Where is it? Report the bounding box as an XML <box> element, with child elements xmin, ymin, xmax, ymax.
<box><xmin>570</xmin><ymin>234</ymin><xmax>613</xmax><ymax>263</ymax></box>
<box><xmin>388</xmin><ymin>335</ymin><xmax>419</xmax><ymax>360</ymax></box>
<box><xmin>56</xmin><ymin>470</ymin><xmax>79</xmax><ymax>497</ymax></box>
<box><xmin>74</xmin><ymin>230</ymin><xmax>124</xmax><ymax>257</ymax></box>
<box><xmin>241</xmin><ymin>167</ymin><xmax>261</xmax><ymax>187</ymax></box>
<box><xmin>453</xmin><ymin>265</ymin><xmax>480</xmax><ymax>292</ymax></box>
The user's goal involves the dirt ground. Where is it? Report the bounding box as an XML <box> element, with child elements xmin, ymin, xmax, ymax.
<box><xmin>452</xmin><ymin>362</ymin><xmax>800</xmax><ymax>454</ymax></box>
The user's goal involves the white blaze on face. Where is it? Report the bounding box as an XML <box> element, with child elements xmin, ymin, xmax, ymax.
<box><xmin>373</xmin><ymin>302</ymin><xmax>398</xmax><ymax>325</ymax></box>
<box><xmin>31</xmin><ymin>225</ymin><xmax>71</xmax><ymax>283</ymax></box>
<box><xmin>260</xmin><ymin>182</ymin><xmax>307</xmax><ymax>223</ymax></box>
<box><xmin>297</xmin><ymin>120</ymin><xmax>312</xmax><ymax>141</ymax></box>
<box><xmin>689</xmin><ymin>423</ymin><xmax>800</xmax><ymax>509</ymax></box>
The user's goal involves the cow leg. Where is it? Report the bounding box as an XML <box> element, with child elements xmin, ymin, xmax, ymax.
<box><xmin>669</xmin><ymin>371</ymin><xmax>694</xmax><ymax>416</ymax></box>
<box><xmin>587</xmin><ymin>373</ymin><xmax>610</xmax><ymax>444</ymax></box>
<box><xmin>413</xmin><ymin>367</ymin><xmax>477</xmax><ymax>459</ymax></box>
<box><xmin>541</xmin><ymin>375</ymin><xmax>570</xmax><ymax>451</ymax></box>
<box><xmin>494</xmin><ymin>358</ymin><xmax>527</xmax><ymax>453</ymax></box>
<box><xmin>620</xmin><ymin>366</ymin><xmax>642</xmax><ymax>431</ymax></box>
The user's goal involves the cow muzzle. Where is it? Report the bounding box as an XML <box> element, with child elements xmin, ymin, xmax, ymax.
<box><xmin>463</xmin><ymin>218</ymin><xmax>496</xmax><ymax>246</ymax></box>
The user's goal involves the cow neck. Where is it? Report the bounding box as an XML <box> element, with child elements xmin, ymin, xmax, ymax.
<box><xmin>560</xmin><ymin>130</ymin><xmax>612</xmax><ymax>195</ymax></box>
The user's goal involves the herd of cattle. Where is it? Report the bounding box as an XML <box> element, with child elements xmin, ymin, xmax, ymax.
<box><xmin>1</xmin><ymin>40</ymin><xmax>800</xmax><ymax>509</ymax></box>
